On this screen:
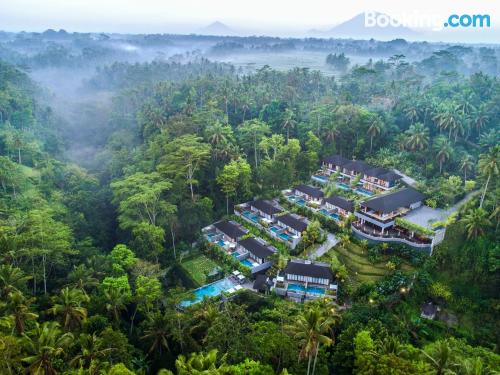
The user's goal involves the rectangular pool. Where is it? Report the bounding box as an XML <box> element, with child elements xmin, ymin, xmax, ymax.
<box><xmin>312</xmin><ymin>175</ymin><xmax>328</xmax><ymax>183</ymax></box>
<box><xmin>217</xmin><ymin>239</ymin><xmax>226</xmax><ymax>247</ymax></box>
<box><xmin>287</xmin><ymin>283</ymin><xmax>326</xmax><ymax>295</ymax></box>
<box><xmin>231</xmin><ymin>251</ymin><xmax>241</xmax><ymax>258</ymax></box>
<box><xmin>279</xmin><ymin>232</ymin><xmax>290</xmax><ymax>241</ymax></box>
<box><xmin>336</xmin><ymin>182</ymin><xmax>350</xmax><ymax>190</ymax></box>
<box><xmin>270</xmin><ymin>226</ymin><xmax>281</xmax><ymax>233</ymax></box>
<box><xmin>240</xmin><ymin>258</ymin><xmax>254</xmax><ymax>268</ymax></box>
<box><xmin>354</xmin><ymin>187</ymin><xmax>374</xmax><ymax>197</ymax></box>
<box><xmin>180</xmin><ymin>278</ymin><xmax>237</xmax><ymax>307</ymax></box>
<box><xmin>296</xmin><ymin>199</ymin><xmax>306</xmax><ymax>206</ymax></box>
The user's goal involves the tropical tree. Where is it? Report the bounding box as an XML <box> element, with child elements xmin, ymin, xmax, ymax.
<box><xmin>459</xmin><ymin>154</ymin><xmax>475</xmax><ymax>182</ymax></box>
<box><xmin>478</xmin><ymin>146</ymin><xmax>499</xmax><ymax>208</ymax></box>
<box><xmin>405</xmin><ymin>123</ymin><xmax>429</xmax><ymax>151</ymax></box>
<box><xmin>70</xmin><ymin>333</ymin><xmax>113</xmax><ymax>373</ymax></box>
<box><xmin>141</xmin><ymin>311</ymin><xmax>171</xmax><ymax>356</ymax></box>
<box><xmin>238</xmin><ymin>119</ymin><xmax>270</xmax><ymax>168</ymax></box>
<box><xmin>48</xmin><ymin>287</ymin><xmax>89</xmax><ymax>331</ymax></box>
<box><xmin>4</xmin><ymin>291</ymin><xmax>38</xmax><ymax>335</ymax></box>
<box><xmin>461</xmin><ymin>208</ymin><xmax>491</xmax><ymax>240</ymax></box>
<box><xmin>421</xmin><ymin>340</ymin><xmax>454</xmax><ymax>375</ymax></box>
<box><xmin>288</xmin><ymin>305</ymin><xmax>339</xmax><ymax>375</ymax></box>
<box><xmin>0</xmin><ymin>265</ymin><xmax>30</xmax><ymax>298</ymax></box>
<box><xmin>433</xmin><ymin>136</ymin><xmax>453</xmax><ymax>174</ymax></box>
<box><xmin>367</xmin><ymin>118</ymin><xmax>382</xmax><ymax>153</ymax></box>
<box><xmin>281</xmin><ymin>108</ymin><xmax>296</xmax><ymax>143</ymax></box>
<box><xmin>157</xmin><ymin>135</ymin><xmax>211</xmax><ymax>201</ymax></box>
<box><xmin>22</xmin><ymin>321</ymin><xmax>73</xmax><ymax>375</ymax></box>
<box><xmin>216</xmin><ymin>158</ymin><xmax>252</xmax><ymax>214</ymax></box>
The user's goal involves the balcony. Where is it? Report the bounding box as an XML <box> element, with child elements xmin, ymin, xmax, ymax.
<box><xmin>352</xmin><ymin>221</ymin><xmax>432</xmax><ymax>248</ymax></box>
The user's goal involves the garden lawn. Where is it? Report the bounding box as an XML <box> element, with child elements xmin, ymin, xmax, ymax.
<box><xmin>321</xmin><ymin>242</ymin><xmax>415</xmax><ymax>287</ymax></box>
<box><xmin>180</xmin><ymin>255</ymin><xmax>220</xmax><ymax>286</ymax></box>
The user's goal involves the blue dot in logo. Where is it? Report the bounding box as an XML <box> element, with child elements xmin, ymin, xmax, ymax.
<box><xmin>443</xmin><ymin>22</ymin><xmax>448</xmax><ymax>27</ymax></box>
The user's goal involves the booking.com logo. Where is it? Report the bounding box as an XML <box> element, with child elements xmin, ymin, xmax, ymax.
<box><xmin>364</xmin><ymin>11</ymin><xmax>491</xmax><ymax>31</ymax></box>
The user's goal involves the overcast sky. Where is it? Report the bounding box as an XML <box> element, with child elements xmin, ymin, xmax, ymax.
<box><xmin>1</xmin><ymin>0</ymin><xmax>498</xmax><ymax>40</ymax></box>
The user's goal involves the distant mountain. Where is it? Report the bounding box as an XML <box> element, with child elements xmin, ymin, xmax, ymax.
<box><xmin>197</xmin><ymin>21</ymin><xmax>237</xmax><ymax>36</ymax></box>
<box><xmin>316</xmin><ymin>12</ymin><xmax>420</xmax><ymax>40</ymax></box>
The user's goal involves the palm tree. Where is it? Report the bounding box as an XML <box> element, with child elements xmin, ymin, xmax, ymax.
<box><xmin>434</xmin><ymin>136</ymin><xmax>453</xmax><ymax>174</ymax></box>
<box><xmin>5</xmin><ymin>291</ymin><xmax>38</xmax><ymax>335</ymax></box>
<box><xmin>48</xmin><ymin>287</ymin><xmax>89</xmax><ymax>331</ymax></box>
<box><xmin>459</xmin><ymin>154</ymin><xmax>475</xmax><ymax>182</ymax></box>
<box><xmin>478</xmin><ymin>146</ymin><xmax>499</xmax><ymax>208</ymax></box>
<box><xmin>141</xmin><ymin>311</ymin><xmax>170</xmax><ymax>356</ymax></box>
<box><xmin>288</xmin><ymin>305</ymin><xmax>338</xmax><ymax>375</ymax></box>
<box><xmin>65</xmin><ymin>264</ymin><xmax>98</xmax><ymax>296</ymax></box>
<box><xmin>405</xmin><ymin>123</ymin><xmax>429</xmax><ymax>151</ymax></box>
<box><xmin>174</xmin><ymin>350</ymin><xmax>229</xmax><ymax>374</ymax></box>
<box><xmin>70</xmin><ymin>333</ymin><xmax>113</xmax><ymax>374</ymax></box>
<box><xmin>367</xmin><ymin>119</ymin><xmax>382</xmax><ymax>153</ymax></box>
<box><xmin>281</xmin><ymin>108</ymin><xmax>296</xmax><ymax>143</ymax></box>
<box><xmin>421</xmin><ymin>340</ymin><xmax>454</xmax><ymax>375</ymax></box>
<box><xmin>205</xmin><ymin>121</ymin><xmax>229</xmax><ymax>146</ymax></box>
<box><xmin>104</xmin><ymin>286</ymin><xmax>128</xmax><ymax>325</ymax></box>
<box><xmin>470</xmin><ymin>104</ymin><xmax>489</xmax><ymax>137</ymax></box>
<box><xmin>462</xmin><ymin>208</ymin><xmax>491</xmax><ymax>240</ymax></box>
<box><xmin>454</xmin><ymin>357</ymin><xmax>485</xmax><ymax>375</ymax></box>
<box><xmin>404</xmin><ymin>104</ymin><xmax>420</xmax><ymax>124</ymax></box>
<box><xmin>22</xmin><ymin>321</ymin><xmax>73</xmax><ymax>375</ymax></box>
<box><xmin>322</xmin><ymin>122</ymin><xmax>340</xmax><ymax>146</ymax></box>
<box><xmin>0</xmin><ymin>264</ymin><xmax>31</xmax><ymax>298</ymax></box>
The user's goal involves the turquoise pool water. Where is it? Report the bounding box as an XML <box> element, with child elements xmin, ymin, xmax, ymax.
<box><xmin>231</xmin><ymin>251</ymin><xmax>241</xmax><ymax>258</ymax></box>
<box><xmin>312</xmin><ymin>175</ymin><xmax>328</xmax><ymax>183</ymax></box>
<box><xmin>207</xmin><ymin>233</ymin><xmax>217</xmax><ymax>240</ymax></box>
<box><xmin>319</xmin><ymin>208</ymin><xmax>329</xmax><ymax>215</ymax></box>
<box><xmin>296</xmin><ymin>199</ymin><xmax>306</xmax><ymax>205</ymax></box>
<box><xmin>287</xmin><ymin>195</ymin><xmax>296</xmax><ymax>201</ymax></box>
<box><xmin>330</xmin><ymin>213</ymin><xmax>340</xmax><ymax>221</ymax></box>
<box><xmin>287</xmin><ymin>283</ymin><xmax>326</xmax><ymax>295</ymax></box>
<box><xmin>243</xmin><ymin>210</ymin><xmax>259</xmax><ymax>222</ymax></box>
<box><xmin>354</xmin><ymin>187</ymin><xmax>374</xmax><ymax>197</ymax></box>
<box><xmin>217</xmin><ymin>239</ymin><xmax>226</xmax><ymax>247</ymax></box>
<box><xmin>336</xmin><ymin>182</ymin><xmax>350</xmax><ymax>190</ymax></box>
<box><xmin>240</xmin><ymin>258</ymin><xmax>254</xmax><ymax>268</ymax></box>
<box><xmin>279</xmin><ymin>232</ymin><xmax>290</xmax><ymax>241</ymax></box>
<box><xmin>270</xmin><ymin>226</ymin><xmax>281</xmax><ymax>233</ymax></box>
<box><xmin>180</xmin><ymin>278</ymin><xmax>237</xmax><ymax>307</ymax></box>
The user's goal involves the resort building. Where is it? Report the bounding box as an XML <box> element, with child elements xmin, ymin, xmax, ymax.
<box><xmin>323</xmin><ymin>196</ymin><xmax>355</xmax><ymax>218</ymax></box>
<box><xmin>273</xmin><ymin>259</ymin><xmax>338</xmax><ymax>302</ymax></box>
<box><xmin>320</xmin><ymin>155</ymin><xmax>402</xmax><ymax>193</ymax></box>
<box><xmin>249</xmin><ymin>199</ymin><xmax>283</xmax><ymax>222</ymax></box>
<box><xmin>237</xmin><ymin>237</ymin><xmax>277</xmax><ymax>265</ymax></box>
<box><xmin>213</xmin><ymin>220</ymin><xmax>248</xmax><ymax>242</ymax></box>
<box><xmin>352</xmin><ymin>187</ymin><xmax>446</xmax><ymax>252</ymax></box>
<box><xmin>293</xmin><ymin>184</ymin><xmax>324</xmax><ymax>204</ymax></box>
<box><xmin>276</xmin><ymin>213</ymin><xmax>308</xmax><ymax>237</ymax></box>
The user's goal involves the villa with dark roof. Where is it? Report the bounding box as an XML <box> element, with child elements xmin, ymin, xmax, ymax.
<box><xmin>276</xmin><ymin>213</ymin><xmax>308</xmax><ymax>236</ymax></box>
<box><xmin>249</xmin><ymin>199</ymin><xmax>282</xmax><ymax>221</ymax></box>
<box><xmin>213</xmin><ymin>220</ymin><xmax>248</xmax><ymax>242</ymax></box>
<box><xmin>273</xmin><ymin>259</ymin><xmax>338</xmax><ymax>301</ymax></box>
<box><xmin>352</xmin><ymin>187</ymin><xmax>445</xmax><ymax>251</ymax></box>
<box><xmin>321</xmin><ymin>155</ymin><xmax>402</xmax><ymax>192</ymax></box>
<box><xmin>237</xmin><ymin>237</ymin><xmax>277</xmax><ymax>265</ymax></box>
<box><xmin>293</xmin><ymin>184</ymin><xmax>324</xmax><ymax>204</ymax></box>
<box><xmin>323</xmin><ymin>196</ymin><xmax>355</xmax><ymax>217</ymax></box>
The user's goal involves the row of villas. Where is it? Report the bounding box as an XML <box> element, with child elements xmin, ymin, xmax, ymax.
<box><xmin>321</xmin><ymin>155</ymin><xmax>402</xmax><ymax>193</ymax></box>
<box><xmin>203</xmin><ymin>217</ymin><xmax>338</xmax><ymax>302</ymax></box>
<box><xmin>288</xmin><ymin>184</ymin><xmax>355</xmax><ymax>222</ymax></box>
<box><xmin>287</xmin><ymin>181</ymin><xmax>445</xmax><ymax>252</ymax></box>
<box><xmin>235</xmin><ymin>199</ymin><xmax>309</xmax><ymax>249</ymax></box>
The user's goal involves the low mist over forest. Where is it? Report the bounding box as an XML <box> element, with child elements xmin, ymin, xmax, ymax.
<box><xmin>0</xmin><ymin>29</ymin><xmax>499</xmax><ymax>374</ymax></box>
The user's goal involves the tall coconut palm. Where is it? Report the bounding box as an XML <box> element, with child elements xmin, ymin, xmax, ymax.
<box><xmin>48</xmin><ymin>287</ymin><xmax>89</xmax><ymax>331</ymax></box>
<box><xmin>367</xmin><ymin>119</ymin><xmax>382</xmax><ymax>153</ymax></box>
<box><xmin>421</xmin><ymin>340</ymin><xmax>454</xmax><ymax>375</ymax></box>
<box><xmin>141</xmin><ymin>311</ymin><xmax>171</xmax><ymax>356</ymax></box>
<box><xmin>0</xmin><ymin>264</ymin><xmax>31</xmax><ymax>298</ymax></box>
<box><xmin>478</xmin><ymin>146</ymin><xmax>499</xmax><ymax>208</ymax></box>
<box><xmin>5</xmin><ymin>291</ymin><xmax>38</xmax><ymax>335</ymax></box>
<box><xmin>405</xmin><ymin>123</ymin><xmax>429</xmax><ymax>152</ymax></box>
<box><xmin>288</xmin><ymin>305</ymin><xmax>338</xmax><ymax>375</ymax></box>
<box><xmin>470</xmin><ymin>104</ymin><xmax>489</xmax><ymax>137</ymax></box>
<box><xmin>22</xmin><ymin>321</ymin><xmax>73</xmax><ymax>375</ymax></box>
<box><xmin>70</xmin><ymin>333</ymin><xmax>113</xmax><ymax>374</ymax></box>
<box><xmin>459</xmin><ymin>154</ymin><xmax>475</xmax><ymax>182</ymax></box>
<box><xmin>462</xmin><ymin>208</ymin><xmax>491</xmax><ymax>240</ymax></box>
<box><xmin>434</xmin><ymin>136</ymin><xmax>453</xmax><ymax>174</ymax></box>
<box><xmin>281</xmin><ymin>108</ymin><xmax>296</xmax><ymax>143</ymax></box>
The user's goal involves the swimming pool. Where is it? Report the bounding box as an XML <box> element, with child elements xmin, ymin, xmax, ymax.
<box><xmin>354</xmin><ymin>187</ymin><xmax>374</xmax><ymax>197</ymax></box>
<box><xmin>279</xmin><ymin>232</ymin><xmax>290</xmax><ymax>241</ymax></box>
<box><xmin>296</xmin><ymin>199</ymin><xmax>306</xmax><ymax>206</ymax></box>
<box><xmin>240</xmin><ymin>258</ymin><xmax>254</xmax><ymax>268</ymax></box>
<box><xmin>336</xmin><ymin>182</ymin><xmax>350</xmax><ymax>190</ymax></box>
<box><xmin>231</xmin><ymin>251</ymin><xmax>241</xmax><ymax>258</ymax></box>
<box><xmin>217</xmin><ymin>239</ymin><xmax>226</xmax><ymax>247</ymax></box>
<box><xmin>243</xmin><ymin>211</ymin><xmax>259</xmax><ymax>222</ymax></box>
<box><xmin>330</xmin><ymin>213</ymin><xmax>340</xmax><ymax>221</ymax></box>
<box><xmin>270</xmin><ymin>226</ymin><xmax>281</xmax><ymax>233</ymax></box>
<box><xmin>319</xmin><ymin>208</ymin><xmax>329</xmax><ymax>215</ymax></box>
<box><xmin>312</xmin><ymin>175</ymin><xmax>328</xmax><ymax>183</ymax></box>
<box><xmin>287</xmin><ymin>195</ymin><xmax>296</xmax><ymax>201</ymax></box>
<box><xmin>287</xmin><ymin>283</ymin><xmax>326</xmax><ymax>295</ymax></box>
<box><xmin>180</xmin><ymin>278</ymin><xmax>237</xmax><ymax>307</ymax></box>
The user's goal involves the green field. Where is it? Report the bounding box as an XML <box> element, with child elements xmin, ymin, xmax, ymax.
<box><xmin>321</xmin><ymin>242</ymin><xmax>415</xmax><ymax>286</ymax></box>
<box><xmin>180</xmin><ymin>255</ymin><xmax>220</xmax><ymax>286</ymax></box>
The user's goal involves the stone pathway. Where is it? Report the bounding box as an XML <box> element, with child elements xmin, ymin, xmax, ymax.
<box><xmin>307</xmin><ymin>232</ymin><xmax>339</xmax><ymax>260</ymax></box>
